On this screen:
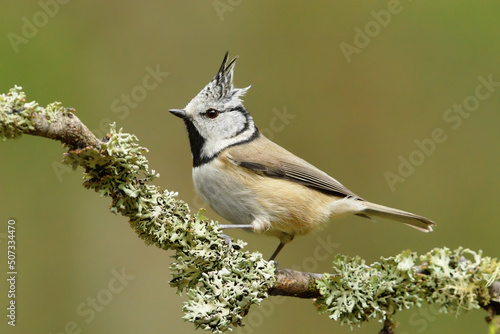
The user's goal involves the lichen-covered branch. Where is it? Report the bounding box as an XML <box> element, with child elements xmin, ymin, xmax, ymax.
<box><xmin>1</xmin><ymin>86</ymin><xmax>499</xmax><ymax>333</ymax></box>
<box><xmin>269</xmin><ymin>269</ymin><xmax>324</xmax><ymax>298</ymax></box>
<box><xmin>0</xmin><ymin>86</ymin><xmax>98</xmax><ymax>148</ymax></box>
<box><xmin>267</xmin><ymin>250</ymin><xmax>500</xmax><ymax>331</ymax></box>
<box><xmin>1</xmin><ymin>86</ymin><xmax>275</xmax><ymax>332</ymax></box>
<box><xmin>315</xmin><ymin>249</ymin><xmax>500</xmax><ymax>326</ymax></box>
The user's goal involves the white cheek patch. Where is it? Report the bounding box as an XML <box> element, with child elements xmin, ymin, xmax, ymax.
<box><xmin>209</xmin><ymin>113</ymin><xmax>236</xmax><ymax>138</ymax></box>
<box><xmin>208</xmin><ymin>111</ymin><xmax>247</xmax><ymax>139</ymax></box>
<box><xmin>200</xmin><ymin>117</ymin><xmax>256</xmax><ymax>160</ymax></box>
<box><xmin>202</xmin><ymin>140</ymin><xmax>226</xmax><ymax>160</ymax></box>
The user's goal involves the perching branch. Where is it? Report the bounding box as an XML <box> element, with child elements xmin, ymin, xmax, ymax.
<box><xmin>27</xmin><ymin>107</ymin><xmax>99</xmax><ymax>149</ymax></box>
<box><xmin>269</xmin><ymin>269</ymin><xmax>324</xmax><ymax>299</ymax></box>
<box><xmin>268</xmin><ymin>264</ymin><xmax>500</xmax><ymax>313</ymax></box>
<box><xmin>1</xmin><ymin>87</ymin><xmax>499</xmax><ymax>334</ymax></box>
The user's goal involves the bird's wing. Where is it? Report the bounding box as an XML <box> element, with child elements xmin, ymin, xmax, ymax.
<box><xmin>225</xmin><ymin>133</ymin><xmax>363</xmax><ymax>199</ymax></box>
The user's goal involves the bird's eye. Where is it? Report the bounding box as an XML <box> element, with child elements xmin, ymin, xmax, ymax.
<box><xmin>206</xmin><ymin>108</ymin><xmax>219</xmax><ymax>119</ymax></box>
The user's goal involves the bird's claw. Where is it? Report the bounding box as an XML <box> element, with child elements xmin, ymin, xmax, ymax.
<box><xmin>221</xmin><ymin>233</ymin><xmax>242</xmax><ymax>252</ymax></box>
<box><xmin>269</xmin><ymin>260</ymin><xmax>279</xmax><ymax>273</ymax></box>
<box><xmin>221</xmin><ymin>233</ymin><xmax>233</xmax><ymax>251</ymax></box>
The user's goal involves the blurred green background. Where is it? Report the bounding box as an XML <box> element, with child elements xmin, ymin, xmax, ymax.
<box><xmin>1</xmin><ymin>1</ymin><xmax>499</xmax><ymax>333</ymax></box>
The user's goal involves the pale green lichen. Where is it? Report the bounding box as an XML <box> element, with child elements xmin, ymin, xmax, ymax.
<box><xmin>0</xmin><ymin>86</ymin><xmax>37</xmax><ymax>140</ymax></box>
<box><xmin>63</xmin><ymin>123</ymin><xmax>276</xmax><ymax>333</ymax></box>
<box><xmin>419</xmin><ymin>247</ymin><xmax>499</xmax><ymax>314</ymax></box>
<box><xmin>44</xmin><ymin>101</ymin><xmax>72</xmax><ymax>123</ymax></box>
<box><xmin>315</xmin><ymin>247</ymin><xmax>500</xmax><ymax>328</ymax></box>
<box><xmin>0</xmin><ymin>86</ymin><xmax>72</xmax><ymax>141</ymax></box>
<box><xmin>2</xmin><ymin>87</ymin><xmax>498</xmax><ymax>333</ymax></box>
<box><xmin>2</xmin><ymin>87</ymin><xmax>275</xmax><ymax>332</ymax></box>
<box><xmin>315</xmin><ymin>250</ymin><xmax>422</xmax><ymax>326</ymax></box>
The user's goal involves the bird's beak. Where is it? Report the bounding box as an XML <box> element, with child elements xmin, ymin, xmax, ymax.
<box><xmin>169</xmin><ymin>109</ymin><xmax>187</xmax><ymax>119</ymax></box>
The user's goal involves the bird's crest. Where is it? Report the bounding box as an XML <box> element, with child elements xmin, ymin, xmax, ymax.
<box><xmin>199</xmin><ymin>52</ymin><xmax>250</xmax><ymax>104</ymax></box>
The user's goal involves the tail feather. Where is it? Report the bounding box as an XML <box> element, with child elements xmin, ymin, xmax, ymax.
<box><xmin>360</xmin><ymin>201</ymin><xmax>436</xmax><ymax>232</ymax></box>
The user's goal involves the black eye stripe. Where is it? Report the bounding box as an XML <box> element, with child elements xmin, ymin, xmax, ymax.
<box><xmin>231</xmin><ymin>106</ymin><xmax>248</xmax><ymax>116</ymax></box>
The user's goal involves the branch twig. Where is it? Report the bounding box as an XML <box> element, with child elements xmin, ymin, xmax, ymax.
<box><xmin>269</xmin><ymin>269</ymin><xmax>324</xmax><ymax>298</ymax></box>
<box><xmin>27</xmin><ymin>109</ymin><xmax>99</xmax><ymax>149</ymax></box>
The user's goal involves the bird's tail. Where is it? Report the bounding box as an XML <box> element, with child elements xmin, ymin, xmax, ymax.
<box><xmin>359</xmin><ymin>201</ymin><xmax>436</xmax><ymax>232</ymax></box>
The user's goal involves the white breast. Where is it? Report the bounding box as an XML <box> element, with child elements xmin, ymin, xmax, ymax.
<box><xmin>192</xmin><ymin>160</ymin><xmax>270</xmax><ymax>228</ymax></box>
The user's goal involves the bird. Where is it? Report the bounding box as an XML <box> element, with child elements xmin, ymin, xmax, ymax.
<box><xmin>169</xmin><ymin>52</ymin><xmax>436</xmax><ymax>261</ymax></box>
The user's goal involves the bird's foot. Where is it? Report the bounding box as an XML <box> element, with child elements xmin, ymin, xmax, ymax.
<box><xmin>269</xmin><ymin>260</ymin><xmax>279</xmax><ymax>273</ymax></box>
<box><xmin>221</xmin><ymin>233</ymin><xmax>243</xmax><ymax>252</ymax></box>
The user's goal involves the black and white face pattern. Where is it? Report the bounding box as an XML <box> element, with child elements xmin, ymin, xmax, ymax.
<box><xmin>177</xmin><ymin>54</ymin><xmax>258</xmax><ymax>167</ymax></box>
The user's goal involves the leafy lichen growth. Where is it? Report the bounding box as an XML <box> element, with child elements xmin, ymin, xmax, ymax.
<box><xmin>2</xmin><ymin>86</ymin><xmax>499</xmax><ymax>333</ymax></box>
<box><xmin>0</xmin><ymin>86</ymin><xmax>37</xmax><ymax>140</ymax></box>
<box><xmin>0</xmin><ymin>85</ymin><xmax>72</xmax><ymax>141</ymax></box>
<box><xmin>419</xmin><ymin>247</ymin><xmax>500</xmax><ymax>314</ymax></box>
<box><xmin>177</xmin><ymin>214</ymin><xmax>274</xmax><ymax>331</ymax></box>
<box><xmin>63</xmin><ymin>123</ymin><xmax>276</xmax><ymax>333</ymax></box>
<box><xmin>315</xmin><ymin>251</ymin><xmax>421</xmax><ymax>326</ymax></box>
<box><xmin>315</xmin><ymin>247</ymin><xmax>500</xmax><ymax>328</ymax></box>
<box><xmin>44</xmin><ymin>101</ymin><xmax>72</xmax><ymax>123</ymax></box>
<box><xmin>1</xmin><ymin>87</ymin><xmax>276</xmax><ymax>332</ymax></box>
